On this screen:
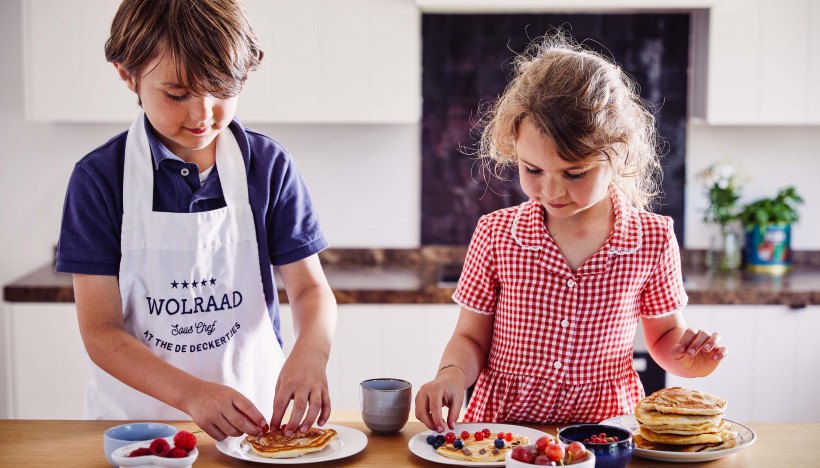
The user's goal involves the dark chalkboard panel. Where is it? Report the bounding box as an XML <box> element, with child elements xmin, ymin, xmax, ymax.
<box><xmin>421</xmin><ymin>14</ymin><xmax>688</xmax><ymax>245</ymax></box>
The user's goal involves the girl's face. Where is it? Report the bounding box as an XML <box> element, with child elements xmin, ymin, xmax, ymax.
<box><xmin>115</xmin><ymin>49</ymin><xmax>238</xmax><ymax>162</ymax></box>
<box><xmin>515</xmin><ymin>118</ymin><xmax>613</xmax><ymax>221</ymax></box>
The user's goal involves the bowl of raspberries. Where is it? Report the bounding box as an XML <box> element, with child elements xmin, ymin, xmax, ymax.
<box><xmin>110</xmin><ymin>430</ymin><xmax>199</xmax><ymax>467</ymax></box>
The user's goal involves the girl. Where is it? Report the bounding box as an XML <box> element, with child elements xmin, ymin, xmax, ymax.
<box><xmin>56</xmin><ymin>0</ymin><xmax>336</xmax><ymax>440</ymax></box>
<box><xmin>415</xmin><ymin>35</ymin><xmax>727</xmax><ymax>431</ymax></box>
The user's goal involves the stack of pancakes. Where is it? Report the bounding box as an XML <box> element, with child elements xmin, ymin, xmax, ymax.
<box><xmin>243</xmin><ymin>427</ymin><xmax>337</xmax><ymax>458</ymax></box>
<box><xmin>634</xmin><ymin>387</ymin><xmax>738</xmax><ymax>452</ymax></box>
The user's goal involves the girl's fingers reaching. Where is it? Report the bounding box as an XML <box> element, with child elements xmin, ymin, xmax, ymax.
<box><xmin>446</xmin><ymin>392</ymin><xmax>463</xmax><ymax>430</ymax></box>
<box><xmin>703</xmin><ymin>332</ymin><xmax>722</xmax><ymax>352</ymax></box>
<box><xmin>677</xmin><ymin>328</ymin><xmax>699</xmax><ymax>350</ymax></box>
<box><xmin>216</xmin><ymin>413</ymin><xmax>243</xmax><ymax>438</ymax></box>
<box><xmin>204</xmin><ymin>422</ymin><xmax>227</xmax><ymax>441</ymax></box>
<box><xmin>415</xmin><ymin>392</ymin><xmax>436</xmax><ymax>430</ymax></box>
<box><xmin>686</xmin><ymin>330</ymin><xmax>711</xmax><ymax>356</ymax></box>
<box><xmin>429</xmin><ymin>394</ymin><xmax>446</xmax><ymax>433</ymax></box>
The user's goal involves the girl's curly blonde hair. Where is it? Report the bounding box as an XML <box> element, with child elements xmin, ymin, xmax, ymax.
<box><xmin>478</xmin><ymin>33</ymin><xmax>663</xmax><ymax>211</ymax></box>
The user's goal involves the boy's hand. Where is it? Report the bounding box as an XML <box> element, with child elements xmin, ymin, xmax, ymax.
<box><xmin>415</xmin><ymin>368</ymin><xmax>466</xmax><ymax>433</ymax></box>
<box><xmin>671</xmin><ymin>328</ymin><xmax>727</xmax><ymax>369</ymax></box>
<box><xmin>183</xmin><ymin>381</ymin><xmax>268</xmax><ymax>441</ymax></box>
<box><xmin>270</xmin><ymin>353</ymin><xmax>331</xmax><ymax>436</ymax></box>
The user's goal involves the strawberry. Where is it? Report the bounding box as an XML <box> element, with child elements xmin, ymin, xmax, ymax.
<box><xmin>167</xmin><ymin>447</ymin><xmax>189</xmax><ymax>458</ymax></box>
<box><xmin>149</xmin><ymin>438</ymin><xmax>171</xmax><ymax>457</ymax></box>
<box><xmin>128</xmin><ymin>447</ymin><xmax>151</xmax><ymax>457</ymax></box>
<box><xmin>173</xmin><ymin>430</ymin><xmax>197</xmax><ymax>451</ymax></box>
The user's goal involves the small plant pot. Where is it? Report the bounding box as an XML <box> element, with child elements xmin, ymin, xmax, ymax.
<box><xmin>744</xmin><ymin>223</ymin><xmax>792</xmax><ymax>275</ymax></box>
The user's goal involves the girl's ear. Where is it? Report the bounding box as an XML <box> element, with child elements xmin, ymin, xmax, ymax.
<box><xmin>113</xmin><ymin>63</ymin><xmax>137</xmax><ymax>93</ymax></box>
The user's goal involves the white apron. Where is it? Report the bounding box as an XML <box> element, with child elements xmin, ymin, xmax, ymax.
<box><xmin>85</xmin><ymin>113</ymin><xmax>285</xmax><ymax>420</ymax></box>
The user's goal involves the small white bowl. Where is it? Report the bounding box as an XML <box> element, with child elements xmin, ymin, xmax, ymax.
<box><xmin>505</xmin><ymin>446</ymin><xmax>595</xmax><ymax>467</ymax></box>
<box><xmin>110</xmin><ymin>438</ymin><xmax>198</xmax><ymax>468</ymax></box>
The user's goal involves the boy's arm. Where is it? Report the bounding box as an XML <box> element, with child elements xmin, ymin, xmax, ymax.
<box><xmin>271</xmin><ymin>254</ymin><xmax>337</xmax><ymax>435</ymax></box>
<box><xmin>73</xmin><ymin>274</ymin><xmax>267</xmax><ymax>439</ymax></box>
<box><xmin>641</xmin><ymin>311</ymin><xmax>727</xmax><ymax>378</ymax></box>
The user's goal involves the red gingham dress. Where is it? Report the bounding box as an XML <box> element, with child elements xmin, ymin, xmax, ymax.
<box><xmin>453</xmin><ymin>187</ymin><xmax>687</xmax><ymax>423</ymax></box>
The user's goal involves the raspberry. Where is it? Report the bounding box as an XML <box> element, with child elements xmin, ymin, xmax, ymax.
<box><xmin>167</xmin><ymin>447</ymin><xmax>189</xmax><ymax>458</ymax></box>
<box><xmin>128</xmin><ymin>447</ymin><xmax>151</xmax><ymax>457</ymax></box>
<box><xmin>149</xmin><ymin>438</ymin><xmax>171</xmax><ymax>457</ymax></box>
<box><xmin>173</xmin><ymin>430</ymin><xmax>198</xmax><ymax>451</ymax></box>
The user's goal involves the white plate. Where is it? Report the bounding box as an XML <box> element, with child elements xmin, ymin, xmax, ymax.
<box><xmin>214</xmin><ymin>424</ymin><xmax>367</xmax><ymax>464</ymax></box>
<box><xmin>601</xmin><ymin>414</ymin><xmax>757</xmax><ymax>463</ymax></box>
<box><xmin>408</xmin><ymin>422</ymin><xmax>551</xmax><ymax>466</ymax></box>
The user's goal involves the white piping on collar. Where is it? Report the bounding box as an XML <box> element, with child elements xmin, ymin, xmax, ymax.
<box><xmin>512</xmin><ymin>199</ymin><xmax>643</xmax><ymax>256</ymax></box>
<box><xmin>608</xmin><ymin>206</ymin><xmax>643</xmax><ymax>256</ymax></box>
<box><xmin>511</xmin><ymin>201</ymin><xmax>543</xmax><ymax>252</ymax></box>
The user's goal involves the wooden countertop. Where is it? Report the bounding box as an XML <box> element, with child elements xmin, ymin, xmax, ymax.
<box><xmin>0</xmin><ymin>420</ymin><xmax>814</xmax><ymax>467</ymax></box>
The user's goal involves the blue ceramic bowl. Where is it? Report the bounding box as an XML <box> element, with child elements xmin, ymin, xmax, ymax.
<box><xmin>558</xmin><ymin>424</ymin><xmax>633</xmax><ymax>468</ymax></box>
<box><xmin>103</xmin><ymin>422</ymin><xmax>177</xmax><ymax>465</ymax></box>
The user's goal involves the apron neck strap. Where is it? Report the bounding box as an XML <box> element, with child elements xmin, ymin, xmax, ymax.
<box><xmin>123</xmin><ymin>112</ymin><xmax>249</xmax><ymax>213</ymax></box>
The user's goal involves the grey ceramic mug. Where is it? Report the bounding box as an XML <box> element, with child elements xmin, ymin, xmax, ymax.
<box><xmin>360</xmin><ymin>378</ymin><xmax>412</xmax><ymax>434</ymax></box>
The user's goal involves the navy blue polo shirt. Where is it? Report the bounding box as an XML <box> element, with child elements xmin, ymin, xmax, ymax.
<box><xmin>56</xmin><ymin>117</ymin><xmax>329</xmax><ymax>346</ymax></box>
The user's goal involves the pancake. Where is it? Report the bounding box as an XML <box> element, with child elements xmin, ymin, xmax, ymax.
<box><xmin>640</xmin><ymin>387</ymin><xmax>727</xmax><ymax>416</ymax></box>
<box><xmin>639</xmin><ymin>425</ymin><xmax>735</xmax><ymax>445</ymax></box>
<box><xmin>635</xmin><ymin>402</ymin><xmax>722</xmax><ymax>426</ymax></box>
<box><xmin>435</xmin><ymin>434</ymin><xmax>529</xmax><ymax>462</ymax></box>
<box><xmin>243</xmin><ymin>427</ymin><xmax>337</xmax><ymax>459</ymax></box>
<box><xmin>634</xmin><ymin>433</ymin><xmax>738</xmax><ymax>452</ymax></box>
<box><xmin>640</xmin><ymin>419</ymin><xmax>729</xmax><ymax>435</ymax></box>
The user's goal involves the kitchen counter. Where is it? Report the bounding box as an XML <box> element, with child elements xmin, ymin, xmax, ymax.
<box><xmin>0</xmin><ymin>419</ymin><xmax>813</xmax><ymax>467</ymax></box>
<box><xmin>4</xmin><ymin>249</ymin><xmax>820</xmax><ymax>305</ymax></box>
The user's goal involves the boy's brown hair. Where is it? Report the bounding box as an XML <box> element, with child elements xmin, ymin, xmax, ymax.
<box><xmin>104</xmin><ymin>0</ymin><xmax>262</xmax><ymax>98</ymax></box>
<box><xmin>479</xmin><ymin>32</ymin><xmax>662</xmax><ymax>211</ymax></box>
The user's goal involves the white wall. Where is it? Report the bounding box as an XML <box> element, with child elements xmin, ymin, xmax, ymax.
<box><xmin>684</xmin><ymin>123</ymin><xmax>820</xmax><ymax>249</ymax></box>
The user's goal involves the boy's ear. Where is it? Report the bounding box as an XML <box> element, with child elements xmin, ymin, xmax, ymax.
<box><xmin>113</xmin><ymin>62</ymin><xmax>137</xmax><ymax>93</ymax></box>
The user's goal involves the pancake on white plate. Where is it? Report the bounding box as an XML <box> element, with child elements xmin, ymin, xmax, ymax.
<box><xmin>243</xmin><ymin>427</ymin><xmax>337</xmax><ymax>459</ymax></box>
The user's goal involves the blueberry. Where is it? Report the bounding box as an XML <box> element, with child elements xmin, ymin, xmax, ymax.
<box><xmin>426</xmin><ymin>435</ymin><xmax>436</xmax><ymax>445</ymax></box>
<box><xmin>494</xmin><ymin>438</ymin><xmax>505</xmax><ymax>449</ymax></box>
<box><xmin>432</xmin><ymin>440</ymin><xmax>444</xmax><ymax>449</ymax></box>
<box><xmin>453</xmin><ymin>439</ymin><xmax>464</xmax><ymax>449</ymax></box>
<box><xmin>435</xmin><ymin>434</ymin><xmax>446</xmax><ymax>444</ymax></box>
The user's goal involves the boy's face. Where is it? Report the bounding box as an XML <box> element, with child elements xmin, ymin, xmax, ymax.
<box><xmin>515</xmin><ymin>118</ymin><xmax>613</xmax><ymax>221</ymax></box>
<box><xmin>115</xmin><ymin>49</ymin><xmax>238</xmax><ymax>162</ymax></box>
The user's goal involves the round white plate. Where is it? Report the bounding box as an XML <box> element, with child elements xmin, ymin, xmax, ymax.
<box><xmin>408</xmin><ymin>422</ymin><xmax>551</xmax><ymax>467</ymax></box>
<box><xmin>601</xmin><ymin>414</ymin><xmax>757</xmax><ymax>463</ymax></box>
<box><xmin>214</xmin><ymin>424</ymin><xmax>367</xmax><ymax>464</ymax></box>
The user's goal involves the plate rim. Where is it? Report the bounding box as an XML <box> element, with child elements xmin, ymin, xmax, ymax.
<box><xmin>407</xmin><ymin>422</ymin><xmax>551</xmax><ymax>467</ymax></box>
<box><xmin>214</xmin><ymin>423</ymin><xmax>367</xmax><ymax>464</ymax></box>
<box><xmin>599</xmin><ymin>414</ymin><xmax>757</xmax><ymax>463</ymax></box>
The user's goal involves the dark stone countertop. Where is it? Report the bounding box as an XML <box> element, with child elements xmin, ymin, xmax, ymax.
<box><xmin>4</xmin><ymin>248</ymin><xmax>820</xmax><ymax>306</ymax></box>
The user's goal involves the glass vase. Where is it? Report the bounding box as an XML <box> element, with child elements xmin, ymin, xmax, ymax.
<box><xmin>706</xmin><ymin>223</ymin><xmax>741</xmax><ymax>270</ymax></box>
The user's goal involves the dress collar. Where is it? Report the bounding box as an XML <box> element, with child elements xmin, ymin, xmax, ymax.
<box><xmin>511</xmin><ymin>185</ymin><xmax>643</xmax><ymax>259</ymax></box>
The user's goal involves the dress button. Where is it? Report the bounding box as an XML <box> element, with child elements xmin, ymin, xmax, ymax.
<box><xmin>553</xmin><ymin>360</ymin><xmax>562</xmax><ymax>369</ymax></box>
<box><xmin>180</xmin><ymin>167</ymin><xmax>190</xmax><ymax>176</ymax></box>
<box><xmin>561</xmin><ymin>319</ymin><xmax>569</xmax><ymax>328</ymax></box>
<box><xmin>566</xmin><ymin>278</ymin><xmax>576</xmax><ymax>288</ymax></box>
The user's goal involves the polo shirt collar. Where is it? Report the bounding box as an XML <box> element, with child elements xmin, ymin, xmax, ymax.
<box><xmin>144</xmin><ymin>115</ymin><xmax>251</xmax><ymax>171</ymax></box>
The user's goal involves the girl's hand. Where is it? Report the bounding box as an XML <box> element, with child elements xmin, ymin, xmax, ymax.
<box><xmin>415</xmin><ymin>367</ymin><xmax>466</xmax><ymax>432</ymax></box>
<box><xmin>183</xmin><ymin>381</ymin><xmax>268</xmax><ymax>441</ymax></box>
<box><xmin>671</xmin><ymin>328</ymin><xmax>728</xmax><ymax>369</ymax></box>
<box><xmin>270</xmin><ymin>353</ymin><xmax>331</xmax><ymax>436</ymax></box>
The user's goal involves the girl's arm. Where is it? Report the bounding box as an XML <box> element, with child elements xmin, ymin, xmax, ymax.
<box><xmin>73</xmin><ymin>274</ymin><xmax>268</xmax><ymax>440</ymax></box>
<box><xmin>415</xmin><ymin>308</ymin><xmax>495</xmax><ymax>432</ymax></box>
<box><xmin>641</xmin><ymin>311</ymin><xmax>727</xmax><ymax>378</ymax></box>
<box><xmin>270</xmin><ymin>254</ymin><xmax>337</xmax><ymax>436</ymax></box>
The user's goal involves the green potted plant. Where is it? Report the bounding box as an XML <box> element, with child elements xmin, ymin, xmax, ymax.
<box><xmin>738</xmin><ymin>186</ymin><xmax>803</xmax><ymax>275</ymax></box>
<box><xmin>697</xmin><ymin>163</ymin><xmax>743</xmax><ymax>270</ymax></box>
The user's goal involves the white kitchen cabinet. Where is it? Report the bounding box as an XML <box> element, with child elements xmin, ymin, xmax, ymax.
<box><xmin>666</xmin><ymin>305</ymin><xmax>820</xmax><ymax>423</ymax></box>
<box><xmin>22</xmin><ymin>0</ymin><xmax>421</xmax><ymax>124</ymax></box>
<box><xmin>692</xmin><ymin>0</ymin><xmax>820</xmax><ymax>124</ymax></box>
<box><xmin>2</xmin><ymin>303</ymin><xmax>90</xmax><ymax>419</ymax></box>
